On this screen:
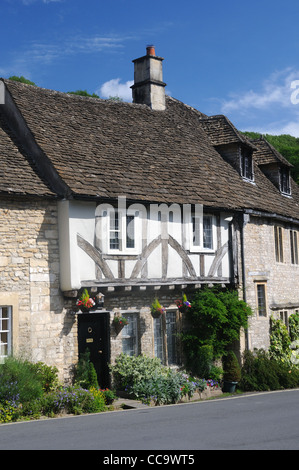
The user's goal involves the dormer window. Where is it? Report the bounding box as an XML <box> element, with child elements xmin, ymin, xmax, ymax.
<box><xmin>240</xmin><ymin>147</ymin><xmax>254</xmax><ymax>181</ymax></box>
<box><xmin>279</xmin><ymin>167</ymin><xmax>291</xmax><ymax>195</ymax></box>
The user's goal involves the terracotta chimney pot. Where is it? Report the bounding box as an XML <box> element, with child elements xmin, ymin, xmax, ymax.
<box><xmin>146</xmin><ymin>45</ymin><xmax>156</xmax><ymax>56</ymax></box>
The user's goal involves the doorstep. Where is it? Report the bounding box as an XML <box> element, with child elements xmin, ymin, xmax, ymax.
<box><xmin>113</xmin><ymin>387</ymin><xmax>223</xmax><ymax>410</ymax></box>
<box><xmin>113</xmin><ymin>398</ymin><xmax>152</xmax><ymax>410</ymax></box>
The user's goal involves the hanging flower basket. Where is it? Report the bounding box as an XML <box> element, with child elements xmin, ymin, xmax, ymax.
<box><xmin>151</xmin><ymin>298</ymin><xmax>166</xmax><ymax>318</ymax></box>
<box><xmin>113</xmin><ymin>315</ymin><xmax>128</xmax><ymax>334</ymax></box>
<box><xmin>175</xmin><ymin>293</ymin><xmax>192</xmax><ymax>313</ymax></box>
<box><xmin>76</xmin><ymin>288</ymin><xmax>96</xmax><ymax>312</ymax></box>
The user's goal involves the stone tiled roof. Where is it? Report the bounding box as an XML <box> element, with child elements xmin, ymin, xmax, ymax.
<box><xmin>198</xmin><ymin>114</ymin><xmax>256</xmax><ymax>149</ymax></box>
<box><xmin>1</xmin><ymin>78</ymin><xmax>299</xmax><ymax>221</ymax></box>
<box><xmin>251</xmin><ymin>136</ymin><xmax>293</xmax><ymax>167</ymax></box>
<box><xmin>0</xmin><ymin>112</ymin><xmax>55</xmax><ymax>196</ymax></box>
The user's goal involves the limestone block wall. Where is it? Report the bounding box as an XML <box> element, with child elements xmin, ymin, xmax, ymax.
<box><xmin>103</xmin><ymin>288</ymin><xmax>184</xmax><ymax>365</ymax></box>
<box><xmin>0</xmin><ymin>197</ymin><xmax>77</xmax><ymax>382</ymax></box>
<box><xmin>242</xmin><ymin>214</ymin><xmax>299</xmax><ymax>350</ymax></box>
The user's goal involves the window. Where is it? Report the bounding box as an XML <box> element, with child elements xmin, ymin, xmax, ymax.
<box><xmin>191</xmin><ymin>213</ymin><xmax>215</xmax><ymax>251</ymax></box>
<box><xmin>0</xmin><ymin>306</ymin><xmax>12</xmax><ymax>363</ymax></box>
<box><xmin>241</xmin><ymin>148</ymin><xmax>253</xmax><ymax>181</ymax></box>
<box><xmin>203</xmin><ymin>216</ymin><xmax>213</xmax><ymax>249</ymax></box>
<box><xmin>274</xmin><ymin>226</ymin><xmax>284</xmax><ymax>262</ymax></box>
<box><xmin>107</xmin><ymin>209</ymin><xmax>140</xmax><ymax>254</ymax></box>
<box><xmin>256</xmin><ymin>283</ymin><xmax>267</xmax><ymax>317</ymax></box>
<box><xmin>279</xmin><ymin>167</ymin><xmax>291</xmax><ymax>195</ymax></box>
<box><xmin>279</xmin><ymin>310</ymin><xmax>289</xmax><ymax>330</ymax></box>
<box><xmin>290</xmin><ymin>230</ymin><xmax>298</xmax><ymax>265</ymax></box>
<box><xmin>122</xmin><ymin>313</ymin><xmax>138</xmax><ymax>356</ymax></box>
<box><xmin>109</xmin><ymin>210</ymin><xmax>121</xmax><ymax>250</ymax></box>
<box><xmin>166</xmin><ymin>311</ymin><xmax>178</xmax><ymax>365</ymax></box>
<box><xmin>153</xmin><ymin>311</ymin><xmax>179</xmax><ymax>365</ymax></box>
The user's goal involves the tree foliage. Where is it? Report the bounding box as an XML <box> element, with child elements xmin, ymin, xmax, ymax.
<box><xmin>243</xmin><ymin>131</ymin><xmax>299</xmax><ymax>184</ymax></box>
<box><xmin>9</xmin><ymin>76</ymin><xmax>37</xmax><ymax>86</ymax></box>
<box><xmin>67</xmin><ymin>89</ymin><xmax>99</xmax><ymax>98</ymax></box>
<box><xmin>181</xmin><ymin>287</ymin><xmax>252</xmax><ymax>376</ymax></box>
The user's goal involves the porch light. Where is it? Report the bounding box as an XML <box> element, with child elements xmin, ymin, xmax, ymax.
<box><xmin>96</xmin><ymin>292</ymin><xmax>105</xmax><ymax>309</ymax></box>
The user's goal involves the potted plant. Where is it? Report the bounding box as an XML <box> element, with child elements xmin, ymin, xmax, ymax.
<box><xmin>113</xmin><ymin>314</ymin><xmax>129</xmax><ymax>334</ymax></box>
<box><xmin>150</xmin><ymin>298</ymin><xmax>166</xmax><ymax>318</ymax></box>
<box><xmin>222</xmin><ymin>351</ymin><xmax>241</xmax><ymax>393</ymax></box>
<box><xmin>76</xmin><ymin>288</ymin><xmax>96</xmax><ymax>312</ymax></box>
<box><xmin>175</xmin><ymin>293</ymin><xmax>191</xmax><ymax>313</ymax></box>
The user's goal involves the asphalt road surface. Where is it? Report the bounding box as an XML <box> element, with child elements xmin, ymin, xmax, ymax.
<box><xmin>0</xmin><ymin>389</ymin><xmax>298</xmax><ymax>451</ymax></box>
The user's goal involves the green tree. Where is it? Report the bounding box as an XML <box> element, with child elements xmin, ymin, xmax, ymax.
<box><xmin>242</xmin><ymin>131</ymin><xmax>299</xmax><ymax>184</ymax></box>
<box><xmin>181</xmin><ymin>287</ymin><xmax>252</xmax><ymax>376</ymax></box>
<box><xmin>67</xmin><ymin>89</ymin><xmax>99</xmax><ymax>98</ymax></box>
<box><xmin>9</xmin><ymin>76</ymin><xmax>37</xmax><ymax>86</ymax></box>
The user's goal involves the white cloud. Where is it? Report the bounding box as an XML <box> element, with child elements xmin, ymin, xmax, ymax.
<box><xmin>0</xmin><ymin>33</ymin><xmax>128</xmax><ymax>79</ymax></box>
<box><xmin>221</xmin><ymin>68</ymin><xmax>299</xmax><ymax>114</ymax></box>
<box><xmin>97</xmin><ymin>78</ymin><xmax>134</xmax><ymax>101</ymax></box>
<box><xmin>244</xmin><ymin>120</ymin><xmax>299</xmax><ymax>138</ymax></box>
<box><xmin>22</xmin><ymin>0</ymin><xmax>63</xmax><ymax>4</ymax></box>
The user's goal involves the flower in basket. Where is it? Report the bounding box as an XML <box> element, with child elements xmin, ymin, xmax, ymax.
<box><xmin>113</xmin><ymin>315</ymin><xmax>129</xmax><ymax>326</ymax></box>
<box><xmin>175</xmin><ymin>293</ymin><xmax>191</xmax><ymax>312</ymax></box>
<box><xmin>151</xmin><ymin>298</ymin><xmax>166</xmax><ymax>318</ymax></box>
<box><xmin>76</xmin><ymin>288</ymin><xmax>95</xmax><ymax>310</ymax></box>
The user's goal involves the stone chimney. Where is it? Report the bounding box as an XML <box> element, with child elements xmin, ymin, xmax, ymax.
<box><xmin>131</xmin><ymin>45</ymin><xmax>166</xmax><ymax>110</ymax></box>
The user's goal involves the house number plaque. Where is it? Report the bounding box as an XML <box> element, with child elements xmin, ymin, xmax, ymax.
<box><xmin>86</xmin><ymin>338</ymin><xmax>93</xmax><ymax>343</ymax></box>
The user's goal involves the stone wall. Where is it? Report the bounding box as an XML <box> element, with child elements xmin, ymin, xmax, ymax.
<box><xmin>0</xmin><ymin>196</ymin><xmax>77</xmax><ymax>382</ymax></box>
<box><xmin>242</xmin><ymin>214</ymin><xmax>299</xmax><ymax>350</ymax></box>
<box><xmin>103</xmin><ymin>287</ymin><xmax>185</xmax><ymax>365</ymax></box>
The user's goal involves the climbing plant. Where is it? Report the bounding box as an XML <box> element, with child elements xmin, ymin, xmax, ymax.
<box><xmin>181</xmin><ymin>287</ymin><xmax>252</xmax><ymax>376</ymax></box>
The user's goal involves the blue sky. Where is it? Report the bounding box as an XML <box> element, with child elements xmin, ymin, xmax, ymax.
<box><xmin>2</xmin><ymin>0</ymin><xmax>299</xmax><ymax>136</ymax></box>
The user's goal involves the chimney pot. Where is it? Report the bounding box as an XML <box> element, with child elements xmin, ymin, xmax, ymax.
<box><xmin>146</xmin><ymin>45</ymin><xmax>156</xmax><ymax>56</ymax></box>
<box><xmin>131</xmin><ymin>46</ymin><xmax>166</xmax><ymax>110</ymax></box>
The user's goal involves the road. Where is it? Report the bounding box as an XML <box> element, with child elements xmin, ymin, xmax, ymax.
<box><xmin>0</xmin><ymin>389</ymin><xmax>298</xmax><ymax>451</ymax></box>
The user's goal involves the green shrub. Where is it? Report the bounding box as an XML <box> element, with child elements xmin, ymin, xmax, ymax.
<box><xmin>289</xmin><ymin>312</ymin><xmax>299</xmax><ymax>342</ymax></box>
<box><xmin>28</xmin><ymin>361</ymin><xmax>60</xmax><ymax>392</ymax></box>
<box><xmin>73</xmin><ymin>350</ymin><xmax>99</xmax><ymax>389</ymax></box>
<box><xmin>40</xmin><ymin>386</ymin><xmax>106</xmax><ymax>417</ymax></box>
<box><xmin>181</xmin><ymin>287</ymin><xmax>252</xmax><ymax>376</ymax></box>
<box><xmin>110</xmin><ymin>353</ymin><xmax>165</xmax><ymax>391</ymax></box>
<box><xmin>0</xmin><ymin>356</ymin><xmax>44</xmax><ymax>405</ymax></box>
<box><xmin>240</xmin><ymin>349</ymin><xmax>299</xmax><ymax>391</ymax></box>
<box><xmin>269</xmin><ymin>317</ymin><xmax>291</xmax><ymax>363</ymax></box>
<box><xmin>208</xmin><ymin>365</ymin><xmax>223</xmax><ymax>382</ymax></box>
<box><xmin>0</xmin><ymin>401</ymin><xmax>21</xmax><ymax>423</ymax></box>
<box><xmin>223</xmin><ymin>351</ymin><xmax>241</xmax><ymax>382</ymax></box>
<box><xmin>100</xmin><ymin>388</ymin><xmax>117</xmax><ymax>405</ymax></box>
<box><xmin>130</xmin><ymin>369</ymin><xmax>184</xmax><ymax>405</ymax></box>
<box><xmin>110</xmin><ymin>354</ymin><xmax>207</xmax><ymax>405</ymax></box>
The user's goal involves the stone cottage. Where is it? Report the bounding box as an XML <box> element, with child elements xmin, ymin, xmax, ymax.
<box><xmin>1</xmin><ymin>46</ymin><xmax>299</xmax><ymax>386</ymax></box>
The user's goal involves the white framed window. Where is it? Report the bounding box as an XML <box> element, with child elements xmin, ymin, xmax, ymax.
<box><xmin>290</xmin><ymin>230</ymin><xmax>298</xmax><ymax>265</ymax></box>
<box><xmin>279</xmin><ymin>167</ymin><xmax>291</xmax><ymax>195</ymax></box>
<box><xmin>240</xmin><ymin>148</ymin><xmax>254</xmax><ymax>182</ymax></box>
<box><xmin>0</xmin><ymin>306</ymin><xmax>12</xmax><ymax>363</ymax></box>
<box><xmin>274</xmin><ymin>225</ymin><xmax>284</xmax><ymax>263</ymax></box>
<box><xmin>256</xmin><ymin>283</ymin><xmax>267</xmax><ymax>317</ymax></box>
<box><xmin>104</xmin><ymin>207</ymin><xmax>141</xmax><ymax>254</ymax></box>
<box><xmin>190</xmin><ymin>213</ymin><xmax>216</xmax><ymax>252</ymax></box>
<box><xmin>122</xmin><ymin>313</ymin><xmax>138</xmax><ymax>356</ymax></box>
<box><xmin>153</xmin><ymin>310</ymin><xmax>180</xmax><ymax>365</ymax></box>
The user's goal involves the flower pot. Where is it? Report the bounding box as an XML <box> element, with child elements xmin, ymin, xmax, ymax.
<box><xmin>151</xmin><ymin>310</ymin><xmax>162</xmax><ymax>319</ymax></box>
<box><xmin>222</xmin><ymin>381</ymin><xmax>238</xmax><ymax>393</ymax></box>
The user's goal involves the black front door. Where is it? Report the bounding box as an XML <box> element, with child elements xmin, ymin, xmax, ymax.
<box><xmin>78</xmin><ymin>311</ymin><xmax>110</xmax><ymax>388</ymax></box>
